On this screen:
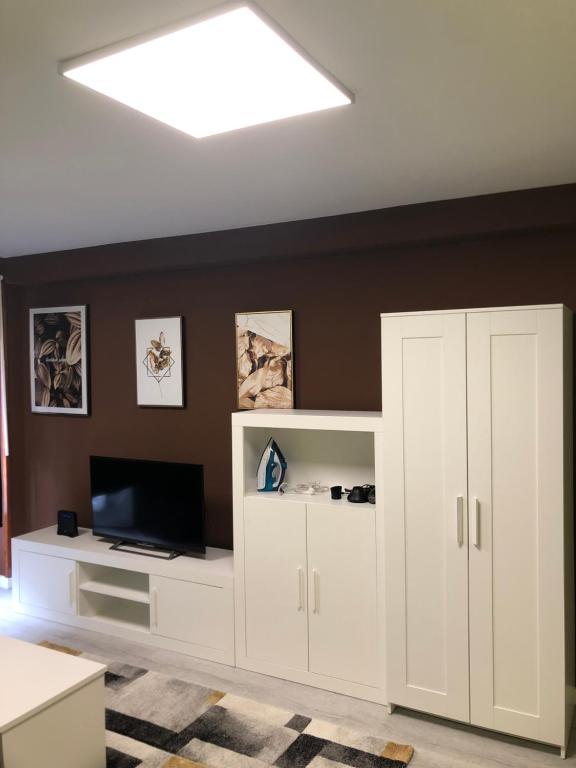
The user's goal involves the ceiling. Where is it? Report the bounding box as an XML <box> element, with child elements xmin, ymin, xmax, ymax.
<box><xmin>1</xmin><ymin>0</ymin><xmax>575</xmax><ymax>259</ymax></box>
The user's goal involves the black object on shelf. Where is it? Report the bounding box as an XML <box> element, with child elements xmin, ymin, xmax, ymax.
<box><xmin>347</xmin><ymin>486</ymin><xmax>368</xmax><ymax>503</ymax></box>
<box><xmin>344</xmin><ymin>484</ymin><xmax>376</xmax><ymax>504</ymax></box>
<box><xmin>330</xmin><ymin>485</ymin><xmax>343</xmax><ymax>500</ymax></box>
<box><xmin>57</xmin><ymin>510</ymin><xmax>79</xmax><ymax>537</ymax></box>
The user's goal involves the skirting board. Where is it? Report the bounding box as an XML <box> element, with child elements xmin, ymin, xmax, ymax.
<box><xmin>0</xmin><ymin>576</ymin><xmax>12</xmax><ymax>590</ymax></box>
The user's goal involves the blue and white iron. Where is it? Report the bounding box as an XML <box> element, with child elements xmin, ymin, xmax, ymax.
<box><xmin>257</xmin><ymin>438</ymin><xmax>287</xmax><ymax>492</ymax></box>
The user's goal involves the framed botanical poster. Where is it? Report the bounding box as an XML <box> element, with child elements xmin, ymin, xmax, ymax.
<box><xmin>30</xmin><ymin>305</ymin><xmax>88</xmax><ymax>415</ymax></box>
<box><xmin>236</xmin><ymin>310</ymin><xmax>293</xmax><ymax>409</ymax></box>
<box><xmin>135</xmin><ymin>317</ymin><xmax>184</xmax><ymax>407</ymax></box>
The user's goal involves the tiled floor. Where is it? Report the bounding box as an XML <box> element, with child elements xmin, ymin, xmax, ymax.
<box><xmin>0</xmin><ymin>588</ymin><xmax>572</xmax><ymax>767</ymax></box>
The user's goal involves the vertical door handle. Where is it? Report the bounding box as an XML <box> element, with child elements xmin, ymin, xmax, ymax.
<box><xmin>312</xmin><ymin>569</ymin><xmax>319</xmax><ymax>614</ymax></box>
<box><xmin>471</xmin><ymin>497</ymin><xmax>480</xmax><ymax>548</ymax></box>
<box><xmin>456</xmin><ymin>495</ymin><xmax>464</xmax><ymax>546</ymax></box>
<box><xmin>297</xmin><ymin>566</ymin><xmax>303</xmax><ymax>611</ymax></box>
<box><xmin>68</xmin><ymin>569</ymin><xmax>76</xmax><ymax>608</ymax></box>
<box><xmin>151</xmin><ymin>587</ymin><xmax>158</xmax><ymax>630</ymax></box>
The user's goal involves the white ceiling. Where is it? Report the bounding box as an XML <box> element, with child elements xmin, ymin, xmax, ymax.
<box><xmin>1</xmin><ymin>0</ymin><xmax>575</xmax><ymax>258</ymax></box>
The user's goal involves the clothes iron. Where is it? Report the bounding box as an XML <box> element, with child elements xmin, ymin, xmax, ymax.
<box><xmin>257</xmin><ymin>438</ymin><xmax>287</xmax><ymax>492</ymax></box>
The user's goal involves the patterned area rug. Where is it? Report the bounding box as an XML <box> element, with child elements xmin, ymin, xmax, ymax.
<box><xmin>39</xmin><ymin>641</ymin><xmax>414</xmax><ymax>768</ymax></box>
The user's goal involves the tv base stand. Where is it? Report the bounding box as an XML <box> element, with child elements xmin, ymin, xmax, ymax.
<box><xmin>11</xmin><ymin>526</ymin><xmax>234</xmax><ymax>665</ymax></box>
<box><xmin>109</xmin><ymin>539</ymin><xmax>183</xmax><ymax>560</ymax></box>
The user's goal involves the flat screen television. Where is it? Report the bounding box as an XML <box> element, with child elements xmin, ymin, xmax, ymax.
<box><xmin>90</xmin><ymin>456</ymin><xmax>205</xmax><ymax>557</ymax></box>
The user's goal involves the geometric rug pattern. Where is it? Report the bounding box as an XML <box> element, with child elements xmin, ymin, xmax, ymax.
<box><xmin>38</xmin><ymin>643</ymin><xmax>414</xmax><ymax>768</ymax></box>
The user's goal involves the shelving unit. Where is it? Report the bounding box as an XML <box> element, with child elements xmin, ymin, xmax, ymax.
<box><xmin>11</xmin><ymin>526</ymin><xmax>235</xmax><ymax>664</ymax></box>
<box><xmin>76</xmin><ymin>562</ymin><xmax>151</xmax><ymax>631</ymax></box>
<box><xmin>238</xmin><ymin>411</ymin><xmax>381</xmax><ymax>496</ymax></box>
<box><xmin>232</xmin><ymin>409</ymin><xmax>386</xmax><ymax>704</ymax></box>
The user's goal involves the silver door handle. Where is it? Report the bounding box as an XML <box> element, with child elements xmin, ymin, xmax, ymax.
<box><xmin>68</xmin><ymin>570</ymin><xmax>76</xmax><ymax>607</ymax></box>
<box><xmin>472</xmin><ymin>497</ymin><xmax>480</xmax><ymax>548</ymax></box>
<box><xmin>456</xmin><ymin>495</ymin><xmax>464</xmax><ymax>546</ymax></box>
<box><xmin>151</xmin><ymin>587</ymin><xmax>158</xmax><ymax>629</ymax></box>
<box><xmin>297</xmin><ymin>566</ymin><xmax>303</xmax><ymax>611</ymax></box>
<box><xmin>312</xmin><ymin>569</ymin><xmax>319</xmax><ymax>613</ymax></box>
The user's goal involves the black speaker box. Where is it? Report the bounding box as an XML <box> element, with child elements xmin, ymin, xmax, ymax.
<box><xmin>57</xmin><ymin>510</ymin><xmax>78</xmax><ymax>537</ymax></box>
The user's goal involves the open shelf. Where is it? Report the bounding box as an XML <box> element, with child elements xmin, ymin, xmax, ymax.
<box><xmin>243</xmin><ymin>490</ymin><xmax>378</xmax><ymax>509</ymax></box>
<box><xmin>78</xmin><ymin>562</ymin><xmax>150</xmax><ymax>604</ymax></box>
<box><xmin>79</xmin><ymin>580</ymin><xmax>150</xmax><ymax>604</ymax></box>
<box><xmin>77</xmin><ymin>562</ymin><xmax>151</xmax><ymax>632</ymax></box>
<box><xmin>78</xmin><ymin>591</ymin><xmax>150</xmax><ymax>633</ymax></box>
<box><xmin>242</xmin><ymin>426</ymin><xmax>376</xmax><ymax>494</ymax></box>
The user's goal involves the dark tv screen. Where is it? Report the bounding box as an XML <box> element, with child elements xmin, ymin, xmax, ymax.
<box><xmin>90</xmin><ymin>456</ymin><xmax>205</xmax><ymax>555</ymax></box>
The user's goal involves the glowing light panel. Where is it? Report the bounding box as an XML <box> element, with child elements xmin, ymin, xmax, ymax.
<box><xmin>61</xmin><ymin>6</ymin><xmax>352</xmax><ymax>138</ymax></box>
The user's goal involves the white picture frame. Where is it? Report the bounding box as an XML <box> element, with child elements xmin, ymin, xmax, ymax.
<box><xmin>135</xmin><ymin>316</ymin><xmax>184</xmax><ymax>407</ymax></box>
<box><xmin>30</xmin><ymin>305</ymin><xmax>89</xmax><ymax>415</ymax></box>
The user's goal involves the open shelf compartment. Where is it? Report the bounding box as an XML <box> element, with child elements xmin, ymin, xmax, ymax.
<box><xmin>78</xmin><ymin>562</ymin><xmax>150</xmax><ymax>604</ymax></box>
<box><xmin>242</xmin><ymin>426</ymin><xmax>376</xmax><ymax>498</ymax></box>
<box><xmin>78</xmin><ymin>590</ymin><xmax>150</xmax><ymax>633</ymax></box>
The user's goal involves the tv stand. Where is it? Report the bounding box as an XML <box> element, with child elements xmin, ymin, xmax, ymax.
<box><xmin>109</xmin><ymin>540</ymin><xmax>183</xmax><ymax>560</ymax></box>
<box><xmin>11</xmin><ymin>526</ymin><xmax>234</xmax><ymax>665</ymax></box>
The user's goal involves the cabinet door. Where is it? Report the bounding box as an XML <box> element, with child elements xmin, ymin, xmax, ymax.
<box><xmin>307</xmin><ymin>503</ymin><xmax>378</xmax><ymax>687</ymax></box>
<box><xmin>467</xmin><ymin>308</ymin><xmax>566</xmax><ymax>745</ymax></box>
<box><xmin>381</xmin><ymin>313</ymin><xmax>469</xmax><ymax>721</ymax></box>
<box><xmin>150</xmin><ymin>575</ymin><xmax>233</xmax><ymax>653</ymax></box>
<box><xmin>18</xmin><ymin>551</ymin><xmax>77</xmax><ymax>615</ymax></box>
<box><xmin>244</xmin><ymin>499</ymin><xmax>308</xmax><ymax>670</ymax></box>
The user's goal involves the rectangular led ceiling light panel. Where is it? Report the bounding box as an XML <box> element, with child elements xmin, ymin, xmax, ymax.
<box><xmin>60</xmin><ymin>4</ymin><xmax>352</xmax><ymax>138</ymax></box>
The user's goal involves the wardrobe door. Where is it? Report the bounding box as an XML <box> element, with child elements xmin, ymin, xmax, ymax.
<box><xmin>467</xmin><ymin>308</ymin><xmax>566</xmax><ymax>746</ymax></box>
<box><xmin>307</xmin><ymin>503</ymin><xmax>378</xmax><ymax>687</ymax></box>
<box><xmin>381</xmin><ymin>313</ymin><xmax>469</xmax><ymax>721</ymax></box>
<box><xmin>243</xmin><ymin>499</ymin><xmax>309</xmax><ymax>670</ymax></box>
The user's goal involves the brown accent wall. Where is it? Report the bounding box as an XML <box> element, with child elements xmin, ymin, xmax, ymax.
<box><xmin>3</xmin><ymin>185</ymin><xmax>576</xmax><ymax>575</ymax></box>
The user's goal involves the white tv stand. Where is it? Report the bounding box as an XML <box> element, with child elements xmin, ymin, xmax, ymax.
<box><xmin>11</xmin><ymin>526</ymin><xmax>234</xmax><ymax>665</ymax></box>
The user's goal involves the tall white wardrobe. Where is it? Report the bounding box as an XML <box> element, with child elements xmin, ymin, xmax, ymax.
<box><xmin>381</xmin><ymin>304</ymin><xmax>574</xmax><ymax>755</ymax></box>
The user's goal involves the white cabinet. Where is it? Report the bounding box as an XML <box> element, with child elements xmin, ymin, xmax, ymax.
<box><xmin>150</xmin><ymin>575</ymin><xmax>234</xmax><ymax>656</ymax></box>
<box><xmin>0</xmin><ymin>636</ymin><xmax>106</xmax><ymax>768</ymax></box>
<box><xmin>244</xmin><ymin>499</ymin><xmax>308</xmax><ymax>670</ymax></box>
<box><xmin>307</xmin><ymin>503</ymin><xmax>378</xmax><ymax>687</ymax></box>
<box><xmin>467</xmin><ymin>308</ymin><xmax>570</xmax><ymax>746</ymax></box>
<box><xmin>381</xmin><ymin>305</ymin><xmax>574</xmax><ymax>753</ymax></box>
<box><xmin>242</xmin><ymin>497</ymin><xmax>378</xmax><ymax>688</ymax></box>
<box><xmin>381</xmin><ymin>312</ymin><xmax>469</xmax><ymax>721</ymax></box>
<box><xmin>233</xmin><ymin>410</ymin><xmax>385</xmax><ymax>703</ymax></box>
<box><xmin>12</xmin><ymin>527</ymin><xmax>235</xmax><ymax>665</ymax></box>
<box><xmin>17</xmin><ymin>551</ymin><xmax>77</xmax><ymax>616</ymax></box>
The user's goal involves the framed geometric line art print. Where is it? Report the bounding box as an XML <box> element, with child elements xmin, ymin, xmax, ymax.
<box><xmin>135</xmin><ymin>316</ymin><xmax>184</xmax><ymax>407</ymax></box>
